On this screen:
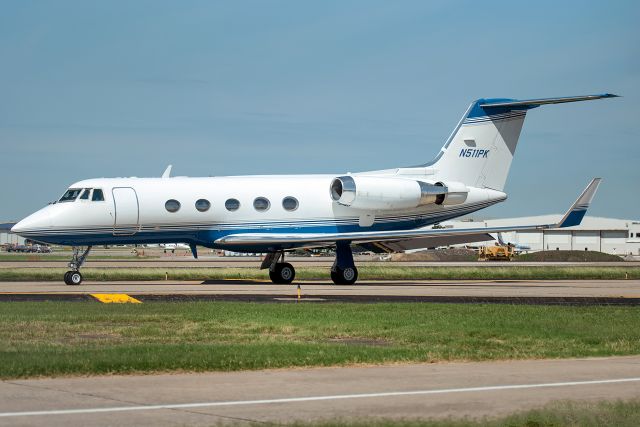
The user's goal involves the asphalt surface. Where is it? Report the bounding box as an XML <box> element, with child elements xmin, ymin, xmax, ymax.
<box><xmin>1</xmin><ymin>279</ymin><xmax>639</xmax><ymax>304</ymax></box>
<box><xmin>2</xmin><ymin>258</ymin><xmax>639</xmax><ymax>268</ymax></box>
<box><xmin>1</xmin><ymin>356</ymin><xmax>639</xmax><ymax>426</ymax></box>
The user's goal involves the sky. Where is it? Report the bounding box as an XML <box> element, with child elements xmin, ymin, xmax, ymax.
<box><xmin>1</xmin><ymin>0</ymin><xmax>638</xmax><ymax>221</ymax></box>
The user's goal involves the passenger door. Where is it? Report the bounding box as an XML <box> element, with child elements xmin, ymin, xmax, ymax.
<box><xmin>112</xmin><ymin>187</ymin><xmax>139</xmax><ymax>235</ymax></box>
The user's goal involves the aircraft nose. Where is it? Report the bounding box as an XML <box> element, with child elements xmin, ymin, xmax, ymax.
<box><xmin>11</xmin><ymin>208</ymin><xmax>52</xmax><ymax>235</ymax></box>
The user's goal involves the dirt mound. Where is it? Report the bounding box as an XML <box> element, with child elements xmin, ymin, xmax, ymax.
<box><xmin>514</xmin><ymin>250</ymin><xmax>623</xmax><ymax>262</ymax></box>
<box><xmin>392</xmin><ymin>248</ymin><xmax>477</xmax><ymax>262</ymax></box>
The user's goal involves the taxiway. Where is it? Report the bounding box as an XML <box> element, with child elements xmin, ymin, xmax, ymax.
<box><xmin>1</xmin><ymin>279</ymin><xmax>639</xmax><ymax>304</ymax></box>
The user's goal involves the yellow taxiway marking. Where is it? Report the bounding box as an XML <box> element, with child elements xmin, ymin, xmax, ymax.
<box><xmin>90</xmin><ymin>294</ymin><xmax>142</xmax><ymax>304</ymax></box>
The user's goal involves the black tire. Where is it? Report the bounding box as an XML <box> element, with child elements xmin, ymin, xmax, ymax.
<box><xmin>66</xmin><ymin>271</ymin><xmax>82</xmax><ymax>286</ymax></box>
<box><xmin>269</xmin><ymin>269</ymin><xmax>280</xmax><ymax>284</ymax></box>
<box><xmin>331</xmin><ymin>266</ymin><xmax>358</xmax><ymax>285</ymax></box>
<box><xmin>269</xmin><ymin>263</ymin><xmax>295</xmax><ymax>284</ymax></box>
<box><xmin>63</xmin><ymin>271</ymin><xmax>72</xmax><ymax>285</ymax></box>
<box><xmin>330</xmin><ymin>269</ymin><xmax>343</xmax><ymax>285</ymax></box>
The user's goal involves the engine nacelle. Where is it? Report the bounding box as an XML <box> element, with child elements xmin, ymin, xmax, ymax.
<box><xmin>432</xmin><ymin>181</ymin><xmax>469</xmax><ymax>206</ymax></box>
<box><xmin>329</xmin><ymin>176</ymin><xmax>468</xmax><ymax>210</ymax></box>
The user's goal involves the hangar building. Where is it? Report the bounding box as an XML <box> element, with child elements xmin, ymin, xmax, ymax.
<box><xmin>0</xmin><ymin>223</ymin><xmax>25</xmax><ymax>246</ymax></box>
<box><xmin>453</xmin><ymin>216</ymin><xmax>640</xmax><ymax>255</ymax></box>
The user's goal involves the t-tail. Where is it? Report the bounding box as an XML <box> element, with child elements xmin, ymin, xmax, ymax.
<box><xmin>427</xmin><ymin>94</ymin><xmax>618</xmax><ymax>191</ymax></box>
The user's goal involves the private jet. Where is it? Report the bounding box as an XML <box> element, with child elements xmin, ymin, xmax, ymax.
<box><xmin>11</xmin><ymin>94</ymin><xmax>615</xmax><ymax>285</ymax></box>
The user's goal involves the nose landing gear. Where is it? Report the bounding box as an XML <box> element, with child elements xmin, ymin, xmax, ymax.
<box><xmin>64</xmin><ymin>246</ymin><xmax>92</xmax><ymax>286</ymax></box>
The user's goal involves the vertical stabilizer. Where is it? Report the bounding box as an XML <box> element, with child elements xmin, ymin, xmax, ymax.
<box><xmin>426</xmin><ymin>94</ymin><xmax>617</xmax><ymax>191</ymax></box>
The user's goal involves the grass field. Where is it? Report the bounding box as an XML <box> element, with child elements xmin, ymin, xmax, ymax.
<box><xmin>1</xmin><ymin>302</ymin><xmax>639</xmax><ymax>379</ymax></box>
<box><xmin>1</xmin><ymin>265</ymin><xmax>639</xmax><ymax>281</ymax></box>
<box><xmin>284</xmin><ymin>399</ymin><xmax>640</xmax><ymax>426</ymax></box>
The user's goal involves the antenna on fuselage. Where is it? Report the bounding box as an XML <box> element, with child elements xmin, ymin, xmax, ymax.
<box><xmin>162</xmin><ymin>165</ymin><xmax>172</xmax><ymax>178</ymax></box>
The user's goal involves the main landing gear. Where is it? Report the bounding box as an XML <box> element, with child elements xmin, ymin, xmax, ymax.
<box><xmin>64</xmin><ymin>246</ymin><xmax>92</xmax><ymax>286</ymax></box>
<box><xmin>262</xmin><ymin>242</ymin><xmax>358</xmax><ymax>286</ymax></box>
<box><xmin>262</xmin><ymin>251</ymin><xmax>296</xmax><ymax>284</ymax></box>
<box><xmin>330</xmin><ymin>241</ymin><xmax>358</xmax><ymax>285</ymax></box>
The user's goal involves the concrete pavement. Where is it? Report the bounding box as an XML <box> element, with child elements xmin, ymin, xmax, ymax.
<box><xmin>1</xmin><ymin>356</ymin><xmax>639</xmax><ymax>426</ymax></box>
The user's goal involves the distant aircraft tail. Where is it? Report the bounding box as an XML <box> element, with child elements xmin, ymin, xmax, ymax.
<box><xmin>426</xmin><ymin>94</ymin><xmax>617</xmax><ymax>191</ymax></box>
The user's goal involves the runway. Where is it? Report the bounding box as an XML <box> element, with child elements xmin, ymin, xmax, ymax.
<box><xmin>1</xmin><ymin>356</ymin><xmax>639</xmax><ymax>426</ymax></box>
<box><xmin>1</xmin><ymin>279</ymin><xmax>639</xmax><ymax>304</ymax></box>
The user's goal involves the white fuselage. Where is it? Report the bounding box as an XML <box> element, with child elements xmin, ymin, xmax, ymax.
<box><xmin>12</xmin><ymin>173</ymin><xmax>506</xmax><ymax>252</ymax></box>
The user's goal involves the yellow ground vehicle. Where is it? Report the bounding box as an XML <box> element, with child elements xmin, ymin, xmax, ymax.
<box><xmin>478</xmin><ymin>244</ymin><xmax>515</xmax><ymax>261</ymax></box>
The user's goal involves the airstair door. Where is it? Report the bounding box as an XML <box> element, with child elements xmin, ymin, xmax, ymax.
<box><xmin>112</xmin><ymin>187</ymin><xmax>139</xmax><ymax>235</ymax></box>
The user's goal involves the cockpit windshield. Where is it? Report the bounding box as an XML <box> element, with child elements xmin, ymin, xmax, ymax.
<box><xmin>92</xmin><ymin>189</ymin><xmax>104</xmax><ymax>201</ymax></box>
<box><xmin>79</xmin><ymin>189</ymin><xmax>91</xmax><ymax>200</ymax></box>
<box><xmin>58</xmin><ymin>189</ymin><xmax>82</xmax><ymax>202</ymax></box>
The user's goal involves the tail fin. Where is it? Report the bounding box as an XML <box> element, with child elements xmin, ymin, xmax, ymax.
<box><xmin>427</xmin><ymin>94</ymin><xmax>617</xmax><ymax>191</ymax></box>
<box><xmin>556</xmin><ymin>177</ymin><xmax>602</xmax><ymax>228</ymax></box>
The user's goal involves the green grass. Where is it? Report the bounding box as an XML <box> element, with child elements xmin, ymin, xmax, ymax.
<box><xmin>281</xmin><ymin>399</ymin><xmax>640</xmax><ymax>426</ymax></box>
<box><xmin>1</xmin><ymin>266</ymin><xmax>639</xmax><ymax>281</ymax></box>
<box><xmin>1</xmin><ymin>302</ymin><xmax>639</xmax><ymax>378</ymax></box>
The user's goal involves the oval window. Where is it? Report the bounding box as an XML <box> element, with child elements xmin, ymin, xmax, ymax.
<box><xmin>253</xmin><ymin>197</ymin><xmax>270</xmax><ymax>212</ymax></box>
<box><xmin>165</xmin><ymin>199</ymin><xmax>181</xmax><ymax>213</ymax></box>
<box><xmin>225</xmin><ymin>198</ymin><xmax>240</xmax><ymax>212</ymax></box>
<box><xmin>282</xmin><ymin>196</ymin><xmax>299</xmax><ymax>211</ymax></box>
<box><xmin>195</xmin><ymin>199</ymin><xmax>211</xmax><ymax>212</ymax></box>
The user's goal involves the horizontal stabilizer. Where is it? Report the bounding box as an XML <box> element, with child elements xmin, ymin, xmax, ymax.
<box><xmin>479</xmin><ymin>94</ymin><xmax>618</xmax><ymax>109</ymax></box>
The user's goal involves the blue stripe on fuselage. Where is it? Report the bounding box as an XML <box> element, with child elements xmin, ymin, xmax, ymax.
<box><xmin>20</xmin><ymin>205</ymin><xmax>493</xmax><ymax>251</ymax></box>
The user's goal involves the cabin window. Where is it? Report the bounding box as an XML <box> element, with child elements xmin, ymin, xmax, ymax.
<box><xmin>282</xmin><ymin>196</ymin><xmax>299</xmax><ymax>211</ymax></box>
<box><xmin>165</xmin><ymin>199</ymin><xmax>181</xmax><ymax>213</ymax></box>
<box><xmin>92</xmin><ymin>189</ymin><xmax>104</xmax><ymax>201</ymax></box>
<box><xmin>195</xmin><ymin>199</ymin><xmax>211</xmax><ymax>212</ymax></box>
<box><xmin>225</xmin><ymin>198</ymin><xmax>240</xmax><ymax>212</ymax></box>
<box><xmin>59</xmin><ymin>189</ymin><xmax>82</xmax><ymax>202</ymax></box>
<box><xmin>253</xmin><ymin>197</ymin><xmax>270</xmax><ymax>212</ymax></box>
<box><xmin>79</xmin><ymin>189</ymin><xmax>91</xmax><ymax>200</ymax></box>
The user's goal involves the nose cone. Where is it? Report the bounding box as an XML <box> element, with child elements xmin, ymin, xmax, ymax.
<box><xmin>11</xmin><ymin>208</ymin><xmax>52</xmax><ymax>236</ymax></box>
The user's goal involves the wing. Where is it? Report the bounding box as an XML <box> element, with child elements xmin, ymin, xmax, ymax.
<box><xmin>215</xmin><ymin>178</ymin><xmax>601</xmax><ymax>250</ymax></box>
<box><xmin>358</xmin><ymin>233</ymin><xmax>496</xmax><ymax>253</ymax></box>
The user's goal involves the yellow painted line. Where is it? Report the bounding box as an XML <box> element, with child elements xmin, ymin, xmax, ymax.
<box><xmin>91</xmin><ymin>294</ymin><xmax>142</xmax><ymax>304</ymax></box>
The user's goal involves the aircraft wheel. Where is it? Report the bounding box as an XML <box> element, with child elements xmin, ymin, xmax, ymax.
<box><xmin>65</xmin><ymin>271</ymin><xmax>82</xmax><ymax>286</ymax></box>
<box><xmin>269</xmin><ymin>263</ymin><xmax>295</xmax><ymax>284</ymax></box>
<box><xmin>331</xmin><ymin>266</ymin><xmax>358</xmax><ymax>285</ymax></box>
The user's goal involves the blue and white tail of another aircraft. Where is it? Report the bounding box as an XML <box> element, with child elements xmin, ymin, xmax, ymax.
<box><xmin>11</xmin><ymin>94</ymin><xmax>616</xmax><ymax>285</ymax></box>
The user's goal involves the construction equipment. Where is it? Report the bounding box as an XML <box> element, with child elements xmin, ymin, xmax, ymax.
<box><xmin>478</xmin><ymin>243</ymin><xmax>515</xmax><ymax>261</ymax></box>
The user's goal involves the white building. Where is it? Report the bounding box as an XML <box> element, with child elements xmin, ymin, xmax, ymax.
<box><xmin>0</xmin><ymin>222</ymin><xmax>25</xmax><ymax>246</ymax></box>
<box><xmin>450</xmin><ymin>216</ymin><xmax>640</xmax><ymax>256</ymax></box>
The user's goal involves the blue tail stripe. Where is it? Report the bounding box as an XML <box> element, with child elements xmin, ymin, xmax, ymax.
<box><xmin>560</xmin><ymin>209</ymin><xmax>587</xmax><ymax>228</ymax></box>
